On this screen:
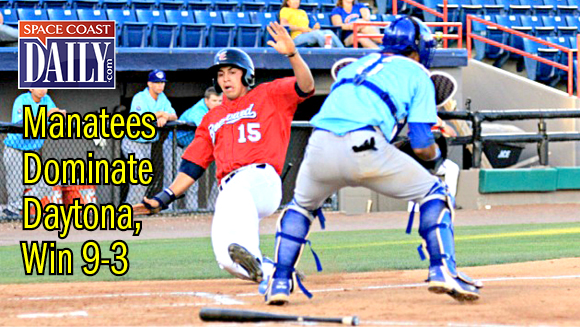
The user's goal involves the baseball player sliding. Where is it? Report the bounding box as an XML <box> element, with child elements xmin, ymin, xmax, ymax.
<box><xmin>264</xmin><ymin>16</ymin><xmax>482</xmax><ymax>305</ymax></box>
<box><xmin>137</xmin><ymin>22</ymin><xmax>315</xmax><ymax>283</ymax></box>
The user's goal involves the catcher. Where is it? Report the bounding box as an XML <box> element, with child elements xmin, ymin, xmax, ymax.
<box><xmin>264</xmin><ymin>16</ymin><xmax>482</xmax><ymax>305</ymax></box>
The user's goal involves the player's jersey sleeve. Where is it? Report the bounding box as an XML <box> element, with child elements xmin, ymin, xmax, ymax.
<box><xmin>161</xmin><ymin>94</ymin><xmax>176</xmax><ymax>115</ymax></box>
<box><xmin>11</xmin><ymin>95</ymin><xmax>24</xmax><ymax>123</ymax></box>
<box><xmin>266</xmin><ymin>77</ymin><xmax>313</xmax><ymax>115</ymax></box>
<box><xmin>407</xmin><ymin>72</ymin><xmax>438</xmax><ymax>124</ymax></box>
<box><xmin>45</xmin><ymin>95</ymin><xmax>57</xmax><ymax>111</ymax></box>
<box><xmin>130</xmin><ymin>92</ymin><xmax>144</xmax><ymax>113</ymax></box>
<box><xmin>181</xmin><ymin>115</ymin><xmax>214</xmax><ymax>169</ymax></box>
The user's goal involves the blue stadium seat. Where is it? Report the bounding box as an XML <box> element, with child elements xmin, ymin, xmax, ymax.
<box><xmin>2</xmin><ymin>8</ymin><xmax>18</xmax><ymax>25</ymax></box>
<box><xmin>107</xmin><ymin>8</ymin><xmax>143</xmax><ymax>46</ymax></box>
<box><xmin>77</xmin><ymin>8</ymin><xmax>107</xmax><ymax>19</ymax></box>
<box><xmin>43</xmin><ymin>0</ymin><xmax>70</xmax><ymax>8</ymax></box>
<box><xmin>240</xmin><ymin>0</ymin><xmax>265</xmax><ymax>11</ymax></box>
<box><xmin>300</xmin><ymin>0</ymin><xmax>319</xmax><ymax>14</ymax></box>
<box><xmin>555</xmin><ymin>4</ymin><xmax>577</xmax><ymax>16</ymax></box>
<box><xmin>194</xmin><ymin>10</ymin><xmax>234</xmax><ymax>47</ymax></box>
<box><xmin>542</xmin><ymin>15</ymin><xmax>567</xmax><ymax>28</ymax></box>
<box><xmin>477</xmin><ymin>0</ymin><xmax>504</xmax><ymax>15</ymax></box>
<box><xmin>135</xmin><ymin>9</ymin><xmax>178</xmax><ymax>47</ymax></box>
<box><xmin>223</xmin><ymin>11</ymin><xmax>261</xmax><ymax>46</ymax></box>
<box><xmin>164</xmin><ymin>9</ymin><xmax>205</xmax><ymax>46</ymax></box>
<box><xmin>249</xmin><ymin>11</ymin><xmax>277</xmax><ymax>44</ymax></box>
<box><xmin>71</xmin><ymin>0</ymin><xmax>100</xmax><ymax>9</ymax></box>
<box><xmin>213</xmin><ymin>0</ymin><xmax>238</xmax><ymax>11</ymax></box>
<box><xmin>17</xmin><ymin>7</ymin><xmax>48</xmax><ymax>19</ymax></box>
<box><xmin>130</xmin><ymin>0</ymin><xmax>156</xmax><ymax>9</ymax></box>
<box><xmin>13</xmin><ymin>0</ymin><xmax>40</xmax><ymax>8</ymax></box>
<box><xmin>547</xmin><ymin>35</ymin><xmax>572</xmax><ymax>81</ymax></box>
<box><xmin>185</xmin><ymin>0</ymin><xmax>211</xmax><ymax>9</ymax></box>
<box><xmin>471</xmin><ymin>14</ymin><xmax>493</xmax><ymax>60</ymax></box>
<box><xmin>565</xmin><ymin>15</ymin><xmax>580</xmax><ymax>29</ymax></box>
<box><xmin>314</xmin><ymin>12</ymin><xmax>341</xmax><ymax>35</ymax></box>
<box><xmin>262</xmin><ymin>0</ymin><xmax>281</xmax><ymax>12</ymax></box>
<box><xmin>536</xmin><ymin>47</ymin><xmax>560</xmax><ymax>85</ymax></box>
<box><xmin>158</xmin><ymin>0</ymin><xmax>184</xmax><ymax>9</ymax></box>
<box><xmin>47</xmin><ymin>8</ymin><xmax>77</xmax><ymax>19</ymax></box>
<box><xmin>102</xmin><ymin>0</ymin><xmax>126</xmax><ymax>8</ymax></box>
<box><xmin>520</xmin><ymin>0</ymin><xmax>554</xmax><ymax>16</ymax></box>
<box><xmin>557</xmin><ymin>25</ymin><xmax>576</xmax><ymax>36</ymax></box>
<box><xmin>0</xmin><ymin>0</ymin><xmax>12</xmax><ymax>8</ymax></box>
<box><xmin>318</xmin><ymin>0</ymin><xmax>334</xmax><ymax>13</ymax></box>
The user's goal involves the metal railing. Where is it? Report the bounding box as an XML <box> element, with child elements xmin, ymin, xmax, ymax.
<box><xmin>466</xmin><ymin>15</ymin><xmax>580</xmax><ymax>96</ymax></box>
<box><xmin>351</xmin><ymin>21</ymin><xmax>463</xmax><ymax>49</ymax></box>
<box><xmin>440</xmin><ymin>109</ymin><xmax>580</xmax><ymax>168</ymax></box>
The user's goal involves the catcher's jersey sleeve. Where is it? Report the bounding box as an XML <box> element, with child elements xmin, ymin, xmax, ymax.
<box><xmin>182</xmin><ymin>77</ymin><xmax>312</xmax><ymax>181</ymax></box>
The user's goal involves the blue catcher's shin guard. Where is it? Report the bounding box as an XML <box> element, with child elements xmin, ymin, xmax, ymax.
<box><xmin>418</xmin><ymin>182</ymin><xmax>482</xmax><ymax>302</ymax></box>
<box><xmin>266</xmin><ymin>201</ymin><xmax>323</xmax><ymax>305</ymax></box>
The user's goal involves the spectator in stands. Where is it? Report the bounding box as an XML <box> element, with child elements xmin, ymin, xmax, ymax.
<box><xmin>122</xmin><ymin>70</ymin><xmax>178</xmax><ymax>205</ymax></box>
<box><xmin>165</xmin><ymin>86</ymin><xmax>222</xmax><ymax>211</ymax></box>
<box><xmin>331</xmin><ymin>0</ymin><xmax>381</xmax><ymax>48</ymax></box>
<box><xmin>0</xmin><ymin>12</ymin><xmax>18</xmax><ymax>46</ymax></box>
<box><xmin>1</xmin><ymin>89</ymin><xmax>66</xmax><ymax>220</ymax></box>
<box><xmin>280</xmin><ymin>0</ymin><xmax>344</xmax><ymax>48</ymax></box>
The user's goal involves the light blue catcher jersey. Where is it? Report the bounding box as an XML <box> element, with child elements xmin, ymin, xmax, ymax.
<box><xmin>4</xmin><ymin>92</ymin><xmax>57</xmax><ymax>151</ymax></box>
<box><xmin>128</xmin><ymin>87</ymin><xmax>176</xmax><ymax>143</ymax></box>
<box><xmin>311</xmin><ymin>53</ymin><xmax>437</xmax><ymax>142</ymax></box>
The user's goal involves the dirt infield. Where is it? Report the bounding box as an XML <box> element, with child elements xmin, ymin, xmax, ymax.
<box><xmin>1</xmin><ymin>204</ymin><xmax>580</xmax><ymax>326</ymax></box>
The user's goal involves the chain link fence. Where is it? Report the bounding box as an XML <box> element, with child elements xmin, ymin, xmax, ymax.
<box><xmin>0</xmin><ymin>118</ymin><xmax>336</xmax><ymax>221</ymax></box>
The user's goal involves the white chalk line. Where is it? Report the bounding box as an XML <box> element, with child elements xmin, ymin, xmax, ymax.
<box><xmin>8</xmin><ymin>274</ymin><xmax>580</xmax><ymax>304</ymax></box>
<box><xmin>17</xmin><ymin>310</ymin><xmax>88</xmax><ymax>319</ymax></box>
<box><xmin>12</xmin><ymin>291</ymin><xmax>244</xmax><ymax>305</ymax></box>
<box><xmin>236</xmin><ymin>274</ymin><xmax>580</xmax><ymax>297</ymax></box>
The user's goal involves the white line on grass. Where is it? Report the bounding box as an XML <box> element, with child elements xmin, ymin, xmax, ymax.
<box><xmin>17</xmin><ymin>310</ymin><xmax>88</xmax><ymax>319</ymax></box>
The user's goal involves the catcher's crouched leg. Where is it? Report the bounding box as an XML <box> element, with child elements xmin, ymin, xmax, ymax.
<box><xmin>418</xmin><ymin>182</ymin><xmax>482</xmax><ymax>302</ymax></box>
<box><xmin>265</xmin><ymin>202</ymin><xmax>320</xmax><ymax>305</ymax></box>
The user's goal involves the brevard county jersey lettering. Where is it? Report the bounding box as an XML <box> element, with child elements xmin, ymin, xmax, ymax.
<box><xmin>182</xmin><ymin>77</ymin><xmax>312</xmax><ymax>182</ymax></box>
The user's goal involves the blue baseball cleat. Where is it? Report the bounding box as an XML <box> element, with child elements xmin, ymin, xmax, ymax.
<box><xmin>427</xmin><ymin>265</ymin><xmax>481</xmax><ymax>302</ymax></box>
<box><xmin>265</xmin><ymin>278</ymin><xmax>292</xmax><ymax>305</ymax></box>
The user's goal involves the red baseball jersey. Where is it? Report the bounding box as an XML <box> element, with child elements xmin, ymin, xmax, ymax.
<box><xmin>182</xmin><ymin>77</ymin><xmax>313</xmax><ymax>182</ymax></box>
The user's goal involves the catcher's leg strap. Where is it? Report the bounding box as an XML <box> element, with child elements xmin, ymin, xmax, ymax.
<box><xmin>417</xmin><ymin>181</ymin><xmax>457</xmax><ymax>276</ymax></box>
<box><xmin>272</xmin><ymin>203</ymin><xmax>323</xmax><ymax>299</ymax></box>
<box><xmin>406</xmin><ymin>180</ymin><xmax>452</xmax><ymax>234</ymax></box>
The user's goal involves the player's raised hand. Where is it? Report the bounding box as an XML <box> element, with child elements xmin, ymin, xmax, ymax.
<box><xmin>267</xmin><ymin>22</ymin><xmax>296</xmax><ymax>57</ymax></box>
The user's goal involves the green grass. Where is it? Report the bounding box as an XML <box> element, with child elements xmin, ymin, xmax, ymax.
<box><xmin>1</xmin><ymin>222</ymin><xmax>579</xmax><ymax>284</ymax></box>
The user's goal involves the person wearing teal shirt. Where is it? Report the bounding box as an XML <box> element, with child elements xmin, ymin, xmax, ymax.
<box><xmin>121</xmin><ymin>70</ymin><xmax>178</xmax><ymax>205</ymax></box>
<box><xmin>165</xmin><ymin>87</ymin><xmax>222</xmax><ymax>211</ymax></box>
<box><xmin>2</xmin><ymin>89</ymin><xmax>66</xmax><ymax>219</ymax></box>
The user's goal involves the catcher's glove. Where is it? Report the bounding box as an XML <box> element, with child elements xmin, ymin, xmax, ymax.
<box><xmin>393</xmin><ymin>131</ymin><xmax>448</xmax><ymax>174</ymax></box>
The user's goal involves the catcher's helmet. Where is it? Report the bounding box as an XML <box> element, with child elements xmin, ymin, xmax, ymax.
<box><xmin>381</xmin><ymin>16</ymin><xmax>436</xmax><ymax>69</ymax></box>
<box><xmin>209</xmin><ymin>48</ymin><xmax>255</xmax><ymax>93</ymax></box>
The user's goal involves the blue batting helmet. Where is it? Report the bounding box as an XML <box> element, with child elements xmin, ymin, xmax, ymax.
<box><xmin>209</xmin><ymin>48</ymin><xmax>255</xmax><ymax>93</ymax></box>
<box><xmin>381</xmin><ymin>16</ymin><xmax>436</xmax><ymax>68</ymax></box>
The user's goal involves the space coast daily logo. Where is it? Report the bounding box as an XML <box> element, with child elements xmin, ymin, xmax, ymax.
<box><xmin>18</xmin><ymin>20</ymin><xmax>115</xmax><ymax>89</ymax></box>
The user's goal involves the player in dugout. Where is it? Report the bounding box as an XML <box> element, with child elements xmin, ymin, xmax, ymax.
<box><xmin>137</xmin><ymin>22</ymin><xmax>315</xmax><ymax>284</ymax></box>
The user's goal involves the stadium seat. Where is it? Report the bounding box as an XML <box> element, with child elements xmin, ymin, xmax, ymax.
<box><xmin>565</xmin><ymin>15</ymin><xmax>580</xmax><ymax>29</ymax></box>
<box><xmin>102</xmin><ymin>0</ymin><xmax>126</xmax><ymax>8</ymax></box>
<box><xmin>17</xmin><ymin>7</ymin><xmax>48</xmax><ymax>19</ymax></box>
<box><xmin>2</xmin><ymin>8</ymin><xmax>18</xmax><ymax>25</ymax></box>
<box><xmin>164</xmin><ymin>9</ymin><xmax>206</xmax><ymax>46</ymax></box>
<box><xmin>471</xmin><ymin>14</ymin><xmax>494</xmax><ymax>60</ymax></box>
<box><xmin>158</xmin><ymin>0</ymin><xmax>185</xmax><ymax>9</ymax></box>
<box><xmin>13</xmin><ymin>0</ymin><xmax>40</xmax><ymax>8</ymax></box>
<box><xmin>223</xmin><ymin>11</ymin><xmax>261</xmax><ymax>47</ymax></box>
<box><xmin>47</xmin><ymin>8</ymin><xmax>77</xmax><ymax>19</ymax></box>
<box><xmin>249</xmin><ymin>11</ymin><xmax>277</xmax><ymax>45</ymax></box>
<box><xmin>318</xmin><ymin>0</ymin><xmax>335</xmax><ymax>13</ymax></box>
<box><xmin>194</xmin><ymin>10</ymin><xmax>234</xmax><ymax>47</ymax></box>
<box><xmin>557</xmin><ymin>25</ymin><xmax>576</xmax><ymax>36</ymax></box>
<box><xmin>131</xmin><ymin>0</ymin><xmax>156</xmax><ymax>9</ymax></box>
<box><xmin>300</xmin><ymin>0</ymin><xmax>319</xmax><ymax>14</ymax></box>
<box><xmin>314</xmin><ymin>12</ymin><xmax>341</xmax><ymax>36</ymax></box>
<box><xmin>77</xmin><ymin>8</ymin><xmax>107</xmax><ymax>19</ymax></box>
<box><xmin>262</xmin><ymin>0</ymin><xmax>281</xmax><ymax>12</ymax></box>
<box><xmin>213</xmin><ymin>0</ymin><xmax>238</xmax><ymax>11</ymax></box>
<box><xmin>536</xmin><ymin>47</ymin><xmax>560</xmax><ymax>85</ymax></box>
<box><xmin>240</xmin><ymin>0</ymin><xmax>266</xmax><ymax>12</ymax></box>
<box><xmin>185</xmin><ymin>0</ymin><xmax>211</xmax><ymax>10</ymax></box>
<box><xmin>106</xmin><ymin>8</ymin><xmax>144</xmax><ymax>46</ymax></box>
<box><xmin>71</xmin><ymin>0</ymin><xmax>100</xmax><ymax>9</ymax></box>
<box><xmin>0</xmin><ymin>0</ymin><xmax>12</xmax><ymax>8</ymax></box>
<box><xmin>477</xmin><ymin>0</ymin><xmax>504</xmax><ymax>15</ymax></box>
<box><xmin>542</xmin><ymin>15</ymin><xmax>567</xmax><ymax>28</ymax></box>
<box><xmin>43</xmin><ymin>0</ymin><xmax>70</xmax><ymax>8</ymax></box>
<box><xmin>134</xmin><ymin>9</ymin><xmax>178</xmax><ymax>47</ymax></box>
<box><xmin>555</xmin><ymin>4</ymin><xmax>578</xmax><ymax>16</ymax></box>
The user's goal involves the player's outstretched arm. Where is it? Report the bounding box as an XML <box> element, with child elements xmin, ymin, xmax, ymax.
<box><xmin>266</xmin><ymin>22</ymin><xmax>314</xmax><ymax>94</ymax></box>
<box><xmin>140</xmin><ymin>172</ymin><xmax>196</xmax><ymax>213</ymax></box>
